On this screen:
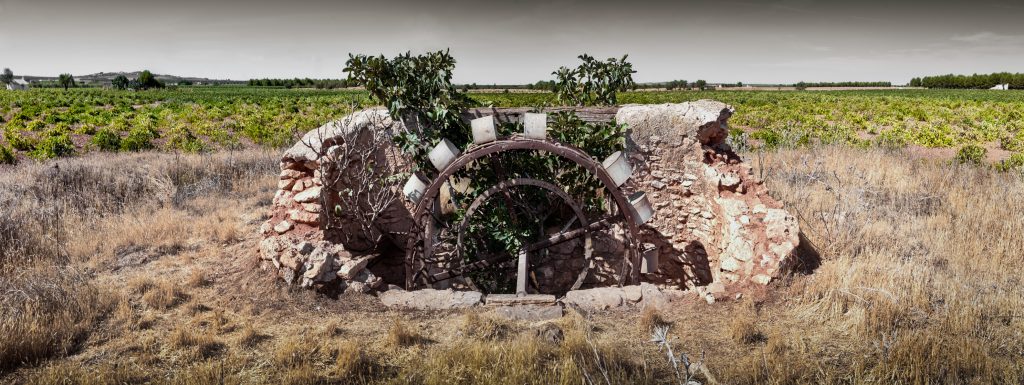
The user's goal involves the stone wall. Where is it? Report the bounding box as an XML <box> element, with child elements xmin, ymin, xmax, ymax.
<box><xmin>258</xmin><ymin>101</ymin><xmax>800</xmax><ymax>301</ymax></box>
<box><xmin>616</xmin><ymin>102</ymin><xmax>799</xmax><ymax>301</ymax></box>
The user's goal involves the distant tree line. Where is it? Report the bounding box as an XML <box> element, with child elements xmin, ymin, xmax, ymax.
<box><xmin>793</xmin><ymin>81</ymin><xmax>892</xmax><ymax>89</ymax></box>
<box><xmin>248</xmin><ymin>78</ymin><xmax>349</xmax><ymax>89</ymax></box>
<box><xmin>910</xmin><ymin>73</ymin><xmax>1024</xmax><ymax>89</ymax></box>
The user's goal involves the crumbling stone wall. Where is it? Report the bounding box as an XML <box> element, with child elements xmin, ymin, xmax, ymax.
<box><xmin>259</xmin><ymin>101</ymin><xmax>800</xmax><ymax>300</ymax></box>
<box><xmin>617</xmin><ymin>102</ymin><xmax>799</xmax><ymax>300</ymax></box>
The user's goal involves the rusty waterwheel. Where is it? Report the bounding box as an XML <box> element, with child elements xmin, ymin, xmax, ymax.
<box><xmin>402</xmin><ymin>113</ymin><xmax>654</xmax><ymax>296</ymax></box>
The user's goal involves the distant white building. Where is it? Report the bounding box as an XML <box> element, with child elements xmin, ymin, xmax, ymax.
<box><xmin>991</xmin><ymin>83</ymin><xmax>1010</xmax><ymax>90</ymax></box>
<box><xmin>5</xmin><ymin>78</ymin><xmax>29</xmax><ymax>91</ymax></box>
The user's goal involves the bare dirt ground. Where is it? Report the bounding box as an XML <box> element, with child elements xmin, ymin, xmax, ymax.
<box><xmin>1</xmin><ymin>146</ymin><xmax>1022</xmax><ymax>384</ymax></box>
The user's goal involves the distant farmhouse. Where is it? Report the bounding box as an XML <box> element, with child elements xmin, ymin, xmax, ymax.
<box><xmin>5</xmin><ymin>78</ymin><xmax>29</xmax><ymax>90</ymax></box>
<box><xmin>991</xmin><ymin>83</ymin><xmax>1010</xmax><ymax>90</ymax></box>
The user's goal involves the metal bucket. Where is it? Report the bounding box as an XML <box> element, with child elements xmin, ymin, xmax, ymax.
<box><xmin>523</xmin><ymin>113</ymin><xmax>547</xmax><ymax>139</ymax></box>
<box><xmin>641</xmin><ymin>244</ymin><xmax>659</xmax><ymax>274</ymax></box>
<box><xmin>428</xmin><ymin>138</ymin><xmax>461</xmax><ymax>171</ymax></box>
<box><xmin>403</xmin><ymin>174</ymin><xmax>427</xmax><ymax>203</ymax></box>
<box><xmin>601</xmin><ymin>151</ymin><xmax>632</xmax><ymax>187</ymax></box>
<box><xmin>629</xmin><ymin>192</ymin><xmax>654</xmax><ymax>225</ymax></box>
<box><xmin>471</xmin><ymin>116</ymin><xmax>497</xmax><ymax>144</ymax></box>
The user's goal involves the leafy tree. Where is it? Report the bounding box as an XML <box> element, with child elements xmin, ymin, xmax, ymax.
<box><xmin>135</xmin><ymin>70</ymin><xmax>164</xmax><ymax>90</ymax></box>
<box><xmin>694</xmin><ymin>79</ymin><xmax>707</xmax><ymax>91</ymax></box>
<box><xmin>552</xmin><ymin>54</ymin><xmax>635</xmax><ymax>106</ymax></box>
<box><xmin>111</xmin><ymin>75</ymin><xmax>130</xmax><ymax>90</ymax></box>
<box><xmin>0</xmin><ymin>68</ymin><xmax>13</xmax><ymax>85</ymax></box>
<box><xmin>58</xmin><ymin>73</ymin><xmax>76</xmax><ymax>90</ymax></box>
<box><xmin>345</xmin><ymin>49</ymin><xmax>475</xmax><ymax>169</ymax></box>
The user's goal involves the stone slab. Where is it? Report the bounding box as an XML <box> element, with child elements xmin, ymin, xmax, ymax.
<box><xmin>378</xmin><ymin>289</ymin><xmax>482</xmax><ymax>310</ymax></box>
<box><xmin>485</xmin><ymin>294</ymin><xmax>557</xmax><ymax>306</ymax></box>
<box><xmin>490</xmin><ymin>305</ymin><xmax>565</xmax><ymax>322</ymax></box>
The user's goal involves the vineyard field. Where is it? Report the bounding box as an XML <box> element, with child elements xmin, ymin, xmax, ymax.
<box><xmin>2</xmin><ymin>87</ymin><xmax>1023</xmax><ymax>163</ymax></box>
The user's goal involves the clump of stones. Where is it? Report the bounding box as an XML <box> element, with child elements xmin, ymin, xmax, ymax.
<box><xmin>259</xmin><ymin>101</ymin><xmax>800</xmax><ymax>305</ymax></box>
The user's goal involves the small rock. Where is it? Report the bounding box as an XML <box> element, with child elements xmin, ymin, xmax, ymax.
<box><xmin>623</xmin><ymin>285</ymin><xmax>642</xmax><ymax>302</ymax></box>
<box><xmin>720</xmin><ymin>172</ymin><xmax>741</xmax><ymax>188</ymax></box>
<box><xmin>562</xmin><ymin>287</ymin><xmax>625</xmax><ymax>310</ymax></box>
<box><xmin>751</xmin><ymin>274</ymin><xmax>772</xmax><ymax>285</ymax></box>
<box><xmin>273</xmin><ymin>221</ymin><xmax>294</xmax><ymax>234</ymax></box>
<box><xmin>280</xmin><ymin>169</ymin><xmax>305</xmax><ymax>180</ymax></box>
<box><xmin>704</xmin><ymin>294</ymin><xmax>716</xmax><ymax>305</ymax></box>
<box><xmin>294</xmin><ymin>186</ymin><xmax>322</xmax><ymax>204</ymax></box>
<box><xmin>278</xmin><ymin>178</ymin><xmax>296</xmax><ymax>190</ymax></box>
<box><xmin>534</xmin><ymin>322</ymin><xmax>565</xmax><ymax>343</ymax></box>
<box><xmin>345</xmin><ymin>281</ymin><xmax>370</xmax><ymax>294</ymax></box>
<box><xmin>640</xmin><ymin>282</ymin><xmax>667</xmax><ymax>309</ymax></box>
<box><xmin>720</xmin><ymin>256</ymin><xmax>741</xmax><ymax>272</ymax></box>
<box><xmin>650</xmin><ymin>180</ymin><xmax>667</xmax><ymax>190</ymax></box>
<box><xmin>295</xmin><ymin>241</ymin><xmax>315</xmax><ymax>255</ymax></box>
<box><xmin>338</xmin><ymin>255</ymin><xmax>374</xmax><ymax>280</ymax></box>
<box><xmin>289</xmin><ymin>210</ymin><xmax>319</xmax><ymax>224</ymax></box>
<box><xmin>302</xmin><ymin>203</ymin><xmax>321</xmax><ymax>213</ymax></box>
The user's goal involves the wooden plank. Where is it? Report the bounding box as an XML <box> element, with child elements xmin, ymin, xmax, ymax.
<box><xmin>462</xmin><ymin>106</ymin><xmax>619</xmax><ymax>125</ymax></box>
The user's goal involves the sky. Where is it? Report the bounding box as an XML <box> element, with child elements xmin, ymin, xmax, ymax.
<box><xmin>1</xmin><ymin>0</ymin><xmax>1022</xmax><ymax>84</ymax></box>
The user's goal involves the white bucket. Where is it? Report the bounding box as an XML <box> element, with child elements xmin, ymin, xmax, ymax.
<box><xmin>601</xmin><ymin>151</ymin><xmax>632</xmax><ymax>187</ymax></box>
<box><xmin>629</xmin><ymin>192</ymin><xmax>654</xmax><ymax>225</ymax></box>
<box><xmin>523</xmin><ymin>113</ymin><xmax>547</xmax><ymax>140</ymax></box>
<box><xmin>471</xmin><ymin>116</ymin><xmax>497</xmax><ymax>145</ymax></box>
<box><xmin>641</xmin><ymin>245</ymin><xmax>659</xmax><ymax>274</ymax></box>
<box><xmin>428</xmin><ymin>138</ymin><xmax>461</xmax><ymax>171</ymax></box>
<box><xmin>403</xmin><ymin>174</ymin><xmax>427</xmax><ymax>203</ymax></box>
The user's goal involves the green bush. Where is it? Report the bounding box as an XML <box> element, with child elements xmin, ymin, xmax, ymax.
<box><xmin>165</xmin><ymin>125</ymin><xmax>206</xmax><ymax>153</ymax></box>
<box><xmin>1000</xmin><ymin>135</ymin><xmax>1022</xmax><ymax>152</ymax></box>
<box><xmin>954</xmin><ymin>144</ymin><xmax>987</xmax><ymax>165</ymax></box>
<box><xmin>750</xmin><ymin>129</ymin><xmax>783</xmax><ymax>148</ymax></box>
<box><xmin>996</xmin><ymin>153</ymin><xmax>1024</xmax><ymax>172</ymax></box>
<box><xmin>121</xmin><ymin>126</ymin><xmax>158</xmax><ymax>152</ymax></box>
<box><xmin>0</xmin><ymin>145</ymin><xmax>16</xmax><ymax>165</ymax></box>
<box><xmin>90</xmin><ymin>127</ymin><xmax>122</xmax><ymax>152</ymax></box>
<box><xmin>30</xmin><ymin>128</ymin><xmax>75</xmax><ymax>159</ymax></box>
<box><xmin>3</xmin><ymin>126</ymin><xmax>37</xmax><ymax>151</ymax></box>
<box><xmin>345</xmin><ymin>50</ymin><xmax>474</xmax><ymax>168</ymax></box>
<box><xmin>552</xmin><ymin>54</ymin><xmax>635</xmax><ymax>106</ymax></box>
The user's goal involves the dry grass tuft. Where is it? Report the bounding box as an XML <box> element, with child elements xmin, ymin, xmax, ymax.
<box><xmin>460</xmin><ymin>311</ymin><xmax>516</xmax><ymax>340</ymax></box>
<box><xmin>186</xmin><ymin>268</ymin><xmax>209</xmax><ymax>288</ymax></box>
<box><xmin>273</xmin><ymin>335</ymin><xmax>324</xmax><ymax>369</ymax></box>
<box><xmin>141</xmin><ymin>280</ymin><xmax>186</xmax><ymax>310</ymax></box>
<box><xmin>0</xmin><ymin>268</ymin><xmax>115</xmax><ymax>374</ymax></box>
<box><xmin>638</xmin><ymin>306</ymin><xmax>670</xmax><ymax>333</ymax></box>
<box><xmin>332</xmin><ymin>340</ymin><xmax>375</xmax><ymax>379</ymax></box>
<box><xmin>386</xmin><ymin>319</ymin><xmax>425</xmax><ymax>348</ymax></box>
<box><xmin>236</xmin><ymin>326</ymin><xmax>268</xmax><ymax>349</ymax></box>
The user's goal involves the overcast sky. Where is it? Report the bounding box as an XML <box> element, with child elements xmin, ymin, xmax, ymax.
<box><xmin>1</xmin><ymin>0</ymin><xmax>1022</xmax><ymax>84</ymax></box>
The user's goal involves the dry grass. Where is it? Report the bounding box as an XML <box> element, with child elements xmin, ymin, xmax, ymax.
<box><xmin>142</xmin><ymin>280</ymin><xmax>186</xmax><ymax>310</ymax></box>
<box><xmin>3</xmin><ymin>146</ymin><xmax>1023</xmax><ymax>384</ymax></box>
<box><xmin>638</xmin><ymin>306</ymin><xmax>670</xmax><ymax>334</ymax></box>
<box><xmin>460</xmin><ymin>311</ymin><xmax>517</xmax><ymax>340</ymax></box>
<box><xmin>386</xmin><ymin>319</ymin><xmax>425</xmax><ymax>348</ymax></box>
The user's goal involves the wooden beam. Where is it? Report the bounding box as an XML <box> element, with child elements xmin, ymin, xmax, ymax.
<box><xmin>462</xmin><ymin>106</ymin><xmax>619</xmax><ymax>125</ymax></box>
